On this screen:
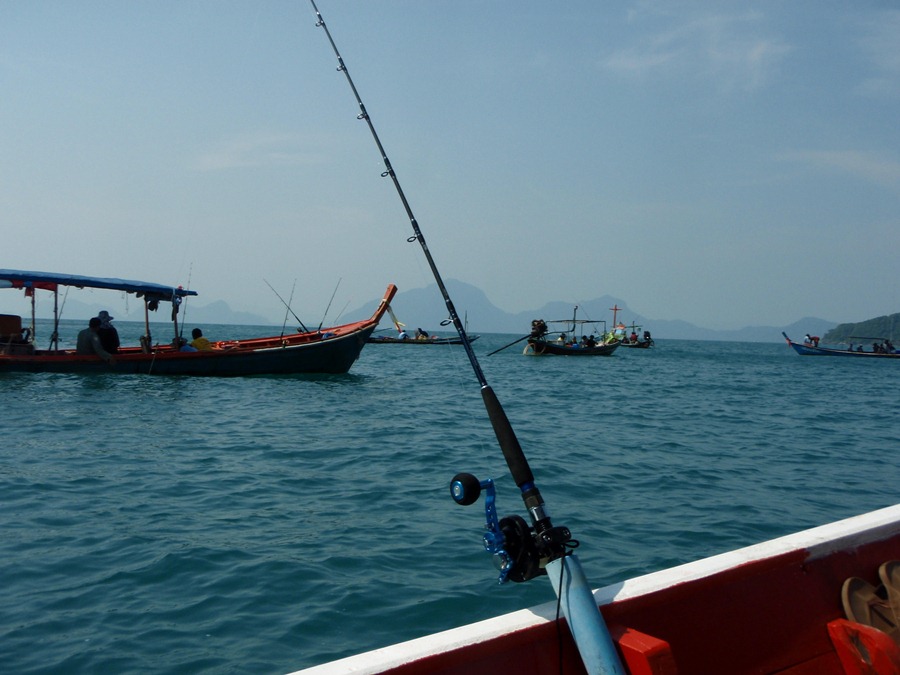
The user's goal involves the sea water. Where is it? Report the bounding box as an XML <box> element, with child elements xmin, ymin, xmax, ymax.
<box><xmin>1</xmin><ymin>321</ymin><xmax>898</xmax><ymax>674</ymax></box>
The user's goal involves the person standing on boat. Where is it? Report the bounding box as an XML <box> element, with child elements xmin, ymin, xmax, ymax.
<box><xmin>96</xmin><ymin>310</ymin><xmax>120</xmax><ymax>353</ymax></box>
<box><xmin>77</xmin><ymin>317</ymin><xmax>115</xmax><ymax>363</ymax></box>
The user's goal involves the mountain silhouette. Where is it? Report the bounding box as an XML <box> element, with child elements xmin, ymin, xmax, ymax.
<box><xmin>344</xmin><ymin>279</ymin><xmax>837</xmax><ymax>342</ymax></box>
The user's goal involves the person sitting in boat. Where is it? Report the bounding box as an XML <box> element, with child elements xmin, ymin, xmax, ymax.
<box><xmin>630</xmin><ymin>331</ymin><xmax>638</xmax><ymax>343</ymax></box>
<box><xmin>397</xmin><ymin>328</ymin><xmax>409</xmax><ymax>340</ymax></box>
<box><xmin>804</xmin><ymin>334</ymin><xmax>820</xmax><ymax>347</ymax></box>
<box><xmin>415</xmin><ymin>327</ymin><xmax>429</xmax><ymax>340</ymax></box>
<box><xmin>190</xmin><ymin>328</ymin><xmax>213</xmax><ymax>351</ymax></box>
<box><xmin>76</xmin><ymin>317</ymin><xmax>115</xmax><ymax>363</ymax></box>
<box><xmin>556</xmin><ymin>332</ymin><xmax>566</xmax><ymax>343</ymax></box>
<box><xmin>96</xmin><ymin>310</ymin><xmax>120</xmax><ymax>354</ymax></box>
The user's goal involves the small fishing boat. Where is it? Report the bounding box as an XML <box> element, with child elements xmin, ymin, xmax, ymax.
<box><xmin>616</xmin><ymin>322</ymin><xmax>654</xmax><ymax>349</ymax></box>
<box><xmin>618</xmin><ymin>337</ymin><xmax>653</xmax><ymax>349</ymax></box>
<box><xmin>600</xmin><ymin>309</ymin><xmax>652</xmax><ymax>350</ymax></box>
<box><xmin>783</xmin><ymin>332</ymin><xmax>900</xmax><ymax>359</ymax></box>
<box><xmin>524</xmin><ymin>308</ymin><xmax>619</xmax><ymax>356</ymax></box>
<box><xmin>617</xmin><ymin>332</ymin><xmax>654</xmax><ymax>349</ymax></box>
<box><xmin>293</xmin><ymin>503</ymin><xmax>900</xmax><ymax>675</ymax></box>
<box><xmin>0</xmin><ymin>269</ymin><xmax>396</xmax><ymax>375</ymax></box>
<box><xmin>367</xmin><ymin>334</ymin><xmax>479</xmax><ymax>346</ymax></box>
<box><xmin>367</xmin><ymin>306</ymin><xmax>479</xmax><ymax>345</ymax></box>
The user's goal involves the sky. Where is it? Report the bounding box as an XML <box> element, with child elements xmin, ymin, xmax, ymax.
<box><xmin>2</xmin><ymin>1</ymin><xmax>899</xmax><ymax>330</ymax></box>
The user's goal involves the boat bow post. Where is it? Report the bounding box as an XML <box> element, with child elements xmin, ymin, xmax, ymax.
<box><xmin>309</xmin><ymin>4</ymin><xmax>624</xmax><ymax>673</ymax></box>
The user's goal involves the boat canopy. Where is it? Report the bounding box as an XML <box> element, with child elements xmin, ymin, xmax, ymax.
<box><xmin>0</xmin><ymin>269</ymin><xmax>197</xmax><ymax>304</ymax></box>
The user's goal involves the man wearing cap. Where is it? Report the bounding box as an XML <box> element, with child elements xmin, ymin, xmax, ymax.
<box><xmin>96</xmin><ymin>310</ymin><xmax>120</xmax><ymax>353</ymax></box>
<box><xmin>76</xmin><ymin>317</ymin><xmax>115</xmax><ymax>363</ymax></box>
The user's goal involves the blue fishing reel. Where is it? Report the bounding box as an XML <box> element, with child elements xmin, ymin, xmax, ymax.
<box><xmin>450</xmin><ymin>473</ymin><xmax>550</xmax><ymax>584</ymax></box>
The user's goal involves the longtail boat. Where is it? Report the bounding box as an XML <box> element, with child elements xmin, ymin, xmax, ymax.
<box><xmin>524</xmin><ymin>308</ymin><xmax>620</xmax><ymax>356</ymax></box>
<box><xmin>617</xmin><ymin>337</ymin><xmax>653</xmax><ymax>349</ymax></box>
<box><xmin>367</xmin><ymin>306</ymin><xmax>479</xmax><ymax>345</ymax></box>
<box><xmin>0</xmin><ymin>269</ymin><xmax>396</xmax><ymax>375</ymax></box>
<box><xmin>617</xmin><ymin>323</ymin><xmax>654</xmax><ymax>349</ymax></box>
<box><xmin>783</xmin><ymin>332</ymin><xmax>900</xmax><ymax>359</ymax></box>
<box><xmin>367</xmin><ymin>334</ymin><xmax>479</xmax><ymax>346</ymax></box>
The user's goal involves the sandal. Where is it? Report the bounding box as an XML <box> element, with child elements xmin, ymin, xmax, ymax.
<box><xmin>841</xmin><ymin>576</ymin><xmax>900</xmax><ymax>645</ymax></box>
<box><xmin>879</xmin><ymin>561</ymin><xmax>900</xmax><ymax>625</ymax></box>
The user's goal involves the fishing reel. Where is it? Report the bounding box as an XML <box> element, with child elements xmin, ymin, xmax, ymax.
<box><xmin>450</xmin><ymin>473</ymin><xmax>571</xmax><ymax>584</ymax></box>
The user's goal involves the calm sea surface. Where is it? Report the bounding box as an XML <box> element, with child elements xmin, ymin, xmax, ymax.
<box><xmin>2</xmin><ymin>320</ymin><xmax>898</xmax><ymax>674</ymax></box>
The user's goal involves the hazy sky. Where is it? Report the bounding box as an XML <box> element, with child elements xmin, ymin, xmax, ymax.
<box><xmin>2</xmin><ymin>1</ymin><xmax>898</xmax><ymax>330</ymax></box>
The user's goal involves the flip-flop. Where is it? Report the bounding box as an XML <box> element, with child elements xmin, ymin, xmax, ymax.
<box><xmin>841</xmin><ymin>577</ymin><xmax>900</xmax><ymax>645</ymax></box>
<box><xmin>879</xmin><ymin>561</ymin><xmax>900</xmax><ymax>624</ymax></box>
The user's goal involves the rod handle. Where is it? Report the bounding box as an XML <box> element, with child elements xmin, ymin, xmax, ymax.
<box><xmin>481</xmin><ymin>385</ymin><xmax>534</xmax><ymax>488</ymax></box>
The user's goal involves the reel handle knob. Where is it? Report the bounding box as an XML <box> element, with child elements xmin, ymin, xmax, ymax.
<box><xmin>450</xmin><ymin>473</ymin><xmax>482</xmax><ymax>506</ymax></box>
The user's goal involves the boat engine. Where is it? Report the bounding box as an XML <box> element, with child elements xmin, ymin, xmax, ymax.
<box><xmin>530</xmin><ymin>319</ymin><xmax>548</xmax><ymax>338</ymax></box>
<box><xmin>450</xmin><ymin>473</ymin><xmax>571</xmax><ymax>584</ymax></box>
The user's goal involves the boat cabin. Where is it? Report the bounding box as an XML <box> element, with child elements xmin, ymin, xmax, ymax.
<box><xmin>0</xmin><ymin>269</ymin><xmax>197</xmax><ymax>355</ymax></box>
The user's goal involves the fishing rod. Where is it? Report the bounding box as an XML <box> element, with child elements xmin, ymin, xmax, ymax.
<box><xmin>331</xmin><ymin>299</ymin><xmax>351</xmax><ymax>326</ymax></box>
<box><xmin>264</xmin><ymin>279</ymin><xmax>309</xmax><ymax>332</ymax></box>
<box><xmin>309</xmin><ymin>4</ymin><xmax>624</xmax><ymax>673</ymax></box>
<box><xmin>178</xmin><ymin>263</ymin><xmax>193</xmax><ymax>342</ymax></box>
<box><xmin>281</xmin><ymin>279</ymin><xmax>297</xmax><ymax>338</ymax></box>
<box><xmin>317</xmin><ymin>277</ymin><xmax>341</xmax><ymax>331</ymax></box>
<box><xmin>49</xmin><ymin>286</ymin><xmax>69</xmax><ymax>351</ymax></box>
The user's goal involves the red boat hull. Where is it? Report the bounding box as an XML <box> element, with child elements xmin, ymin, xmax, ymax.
<box><xmin>293</xmin><ymin>504</ymin><xmax>900</xmax><ymax>675</ymax></box>
<box><xmin>0</xmin><ymin>285</ymin><xmax>397</xmax><ymax>376</ymax></box>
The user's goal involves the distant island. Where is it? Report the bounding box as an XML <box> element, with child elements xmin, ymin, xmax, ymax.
<box><xmin>824</xmin><ymin>313</ymin><xmax>900</xmax><ymax>344</ymax></box>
